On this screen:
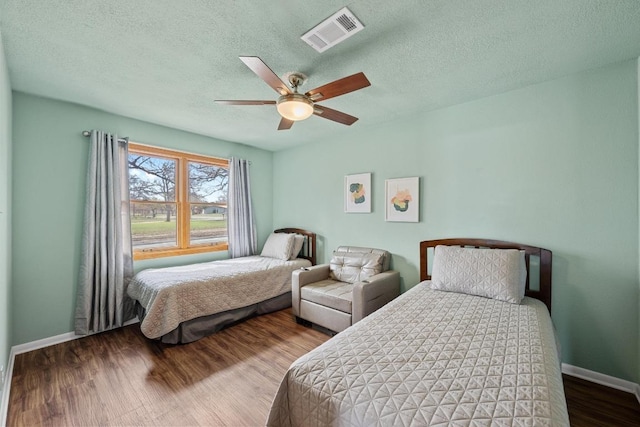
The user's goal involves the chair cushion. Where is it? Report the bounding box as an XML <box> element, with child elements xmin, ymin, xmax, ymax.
<box><xmin>300</xmin><ymin>279</ymin><xmax>353</xmax><ymax>314</ymax></box>
<box><xmin>329</xmin><ymin>252</ymin><xmax>384</xmax><ymax>283</ymax></box>
<box><xmin>335</xmin><ymin>246</ymin><xmax>391</xmax><ymax>271</ymax></box>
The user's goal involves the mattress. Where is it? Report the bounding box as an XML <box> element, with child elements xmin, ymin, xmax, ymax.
<box><xmin>267</xmin><ymin>282</ymin><xmax>569</xmax><ymax>426</ymax></box>
<box><xmin>127</xmin><ymin>255</ymin><xmax>310</xmax><ymax>339</ymax></box>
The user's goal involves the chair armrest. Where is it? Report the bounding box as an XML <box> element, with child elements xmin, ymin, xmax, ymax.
<box><xmin>291</xmin><ymin>264</ymin><xmax>330</xmax><ymax>316</ymax></box>
<box><xmin>293</xmin><ymin>264</ymin><xmax>330</xmax><ymax>286</ymax></box>
<box><xmin>352</xmin><ymin>270</ymin><xmax>401</xmax><ymax>323</ymax></box>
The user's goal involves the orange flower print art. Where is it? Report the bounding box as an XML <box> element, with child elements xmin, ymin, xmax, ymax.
<box><xmin>391</xmin><ymin>188</ymin><xmax>412</xmax><ymax>212</ymax></box>
<box><xmin>385</xmin><ymin>177</ymin><xmax>419</xmax><ymax>222</ymax></box>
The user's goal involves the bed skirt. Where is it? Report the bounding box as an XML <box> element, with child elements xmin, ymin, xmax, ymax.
<box><xmin>135</xmin><ymin>292</ymin><xmax>292</xmax><ymax>344</ymax></box>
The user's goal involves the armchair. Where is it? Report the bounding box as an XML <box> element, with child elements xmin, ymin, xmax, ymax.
<box><xmin>292</xmin><ymin>246</ymin><xmax>401</xmax><ymax>333</ymax></box>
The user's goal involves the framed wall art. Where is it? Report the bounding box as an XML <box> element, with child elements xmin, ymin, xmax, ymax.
<box><xmin>344</xmin><ymin>173</ymin><xmax>371</xmax><ymax>213</ymax></box>
<box><xmin>385</xmin><ymin>177</ymin><xmax>419</xmax><ymax>222</ymax></box>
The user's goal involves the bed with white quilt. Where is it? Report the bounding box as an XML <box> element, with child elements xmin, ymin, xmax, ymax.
<box><xmin>267</xmin><ymin>238</ymin><xmax>569</xmax><ymax>426</ymax></box>
<box><xmin>127</xmin><ymin>228</ymin><xmax>316</xmax><ymax>344</ymax></box>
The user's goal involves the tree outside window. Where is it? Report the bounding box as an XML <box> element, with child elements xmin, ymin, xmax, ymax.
<box><xmin>127</xmin><ymin>143</ymin><xmax>229</xmax><ymax>260</ymax></box>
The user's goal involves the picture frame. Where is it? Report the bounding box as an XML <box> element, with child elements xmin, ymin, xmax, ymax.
<box><xmin>385</xmin><ymin>177</ymin><xmax>419</xmax><ymax>222</ymax></box>
<box><xmin>344</xmin><ymin>173</ymin><xmax>371</xmax><ymax>213</ymax></box>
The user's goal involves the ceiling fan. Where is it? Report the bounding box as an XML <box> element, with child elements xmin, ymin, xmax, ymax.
<box><xmin>215</xmin><ymin>56</ymin><xmax>371</xmax><ymax>130</ymax></box>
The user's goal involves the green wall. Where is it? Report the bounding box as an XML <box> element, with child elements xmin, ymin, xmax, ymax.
<box><xmin>0</xmin><ymin>30</ymin><xmax>12</xmax><ymax>382</ymax></box>
<box><xmin>637</xmin><ymin>57</ymin><xmax>640</xmax><ymax>386</ymax></box>
<box><xmin>11</xmin><ymin>93</ymin><xmax>273</xmax><ymax>345</ymax></box>
<box><xmin>273</xmin><ymin>60</ymin><xmax>640</xmax><ymax>382</ymax></box>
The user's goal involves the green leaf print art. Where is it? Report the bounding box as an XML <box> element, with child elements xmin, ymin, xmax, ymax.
<box><xmin>350</xmin><ymin>183</ymin><xmax>366</xmax><ymax>204</ymax></box>
<box><xmin>345</xmin><ymin>173</ymin><xmax>371</xmax><ymax>213</ymax></box>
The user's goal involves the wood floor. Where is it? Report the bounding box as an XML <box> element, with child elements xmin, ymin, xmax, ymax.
<box><xmin>8</xmin><ymin>309</ymin><xmax>330</xmax><ymax>426</ymax></box>
<box><xmin>7</xmin><ymin>308</ymin><xmax>640</xmax><ymax>426</ymax></box>
<box><xmin>563</xmin><ymin>374</ymin><xmax>640</xmax><ymax>426</ymax></box>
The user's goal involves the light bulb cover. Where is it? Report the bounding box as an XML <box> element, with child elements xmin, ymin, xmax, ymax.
<box><xmin>276</xmin><ymin>94</ymin><xmax>314</xmax><ymax>121</ymax></box>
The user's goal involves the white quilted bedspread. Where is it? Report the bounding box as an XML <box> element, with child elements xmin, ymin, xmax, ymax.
<box><xmin>127</xmin><ymin>256</ymin><xmax>310</xmax><ymax>339</ymax></box>
<box><xmin>267</xmin><ymin>282</ymin><xmax>569</xmax><ymax>427</ymax></box>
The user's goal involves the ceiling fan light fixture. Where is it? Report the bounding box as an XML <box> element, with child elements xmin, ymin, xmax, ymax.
<box><xmin>276</xmin><ymin>94</ymin><xmax>314</xmax><ymax>121</ymax></box>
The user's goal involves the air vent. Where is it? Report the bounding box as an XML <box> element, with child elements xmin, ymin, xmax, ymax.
<box><xmin>301</xmin><ymin>7</ymin><xmax>364</xmax><ymax>53</ymax></box>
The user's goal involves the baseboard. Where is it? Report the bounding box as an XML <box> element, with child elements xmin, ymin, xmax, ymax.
<box><xmin>11</xmin><ymin>318</ymin><xmax>140</xmax><ymax>356</ymax></box>
<box><xmin>11</xmin><ymin>331</ymin><xmax>79</xmax><ymax>356</ymax></box>
<box><xmin>0</xmin><ymin>318</ymin><xmax>139</xmax><ymax>426</ymax></box>
<box><xmin>562</xmin><ymin>363</ymin><xmax>640</xmax><ymax>404</ymax></box>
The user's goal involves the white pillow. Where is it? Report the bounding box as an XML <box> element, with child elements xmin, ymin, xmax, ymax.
<box><xmin>430</xmin><ymin>245</ymin><xmax>527</xmax><ymax>304</ymax></box>
<box><xmin>289</xmin><ymin>234</ymin><xmax>305</xmax><ymax>260</ymax></box>
<box><xmin>260</xmin><ymin>233</ymin><xmax>295</xmax><ymax>261</ymax></box>
<box><xmin>329</xmin><ymin>251</ymin><xmax>384</xmax><ymax>284</ymax></box>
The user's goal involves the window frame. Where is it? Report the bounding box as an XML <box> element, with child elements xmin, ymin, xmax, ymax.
<box><xmin>127</xmin><ymin>142</ymin><xmax>229</xmax><ymax>260</ymax></box>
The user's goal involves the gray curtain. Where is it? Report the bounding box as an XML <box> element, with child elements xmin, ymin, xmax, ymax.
<box><xmin>75</xmin><ymin>130</ymin><xmax>134</xmax><ymax>335</ymax></box>
<box><xmin>227</xmin><ymin>157</ymin><xmax>257</xmax><ymax>258</ymax></box>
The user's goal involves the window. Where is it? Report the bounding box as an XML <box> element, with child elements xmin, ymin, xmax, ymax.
<box><xmin>127</xmin><ymin>143</ymin><xmax>229</xmax><ymax>260</ymax></box>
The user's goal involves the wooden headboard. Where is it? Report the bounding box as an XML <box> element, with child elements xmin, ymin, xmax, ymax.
<box><xmin>274</xmin><ymin>228</ymin><xmax>317</xmax><ymax>266</ymax></box>
<box><xmin>419</xmin><ymin>238</ymin><xmax>552</xmax><ymax>312</ymax></box>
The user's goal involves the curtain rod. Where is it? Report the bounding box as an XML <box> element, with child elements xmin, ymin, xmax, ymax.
<box><xmin>81</xmin><ymin>130</ymin><xmax>245</xmax><ymax>164</ymax></box>
<box><xmin>82</xmin><ymin>130</ymin><xmax>128</xmax><ymax>144</ymax></box>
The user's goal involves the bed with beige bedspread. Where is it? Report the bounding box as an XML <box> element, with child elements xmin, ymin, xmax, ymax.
<box><xmin>267</xmin><ymin>238</ymin><xmax>569</xmax><ymax>426</ymax></box>
<box><xmin>129</xmin><ymin>256</ymin><xmax>311</xmax><ymax>339</ymax></box>
<box><xmin>127</xmin><ymin>228</ymin><xmax>316</xmax><ymax>343</ymax></box>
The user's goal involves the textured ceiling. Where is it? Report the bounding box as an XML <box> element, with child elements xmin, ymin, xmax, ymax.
<box><xmin>1</xmin><ymin>0</ymin><xmax>640</xmax><ymax>151</ymax></box>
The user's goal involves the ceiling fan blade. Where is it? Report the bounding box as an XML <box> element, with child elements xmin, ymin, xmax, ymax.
<box><xmin>214</xmin><ymin>100</ymin><xmax>276</xmax><ymax>105</ymax></box>
<box><xmin>239</xmin><ymin>56</ymin><xmax>292</xmax><ymax>95</ymax></box>
<box><xmin>313</xmin><ymin>105</ymin><xmax>358</xmax><ymax>126</ymax></box>
<box><xmin>305</xmin><ymin>72</ymin><xmax>370</xmax><ymax>102</ymax></box>
<box><xmin>278</xmin><ymin>117</ymin><xmax>294</xmax><ymax>130</ymax></box>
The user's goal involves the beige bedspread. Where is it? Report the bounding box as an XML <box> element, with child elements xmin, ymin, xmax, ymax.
<box><xmin>268</xmin><ymin>282</ymin><xmax>569</xmax><ymax>426</ymax></box>
<box><xmin>127</xmin><ymin>256</ymin><xmax>310</xmax><ymax>339</ymax></box>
